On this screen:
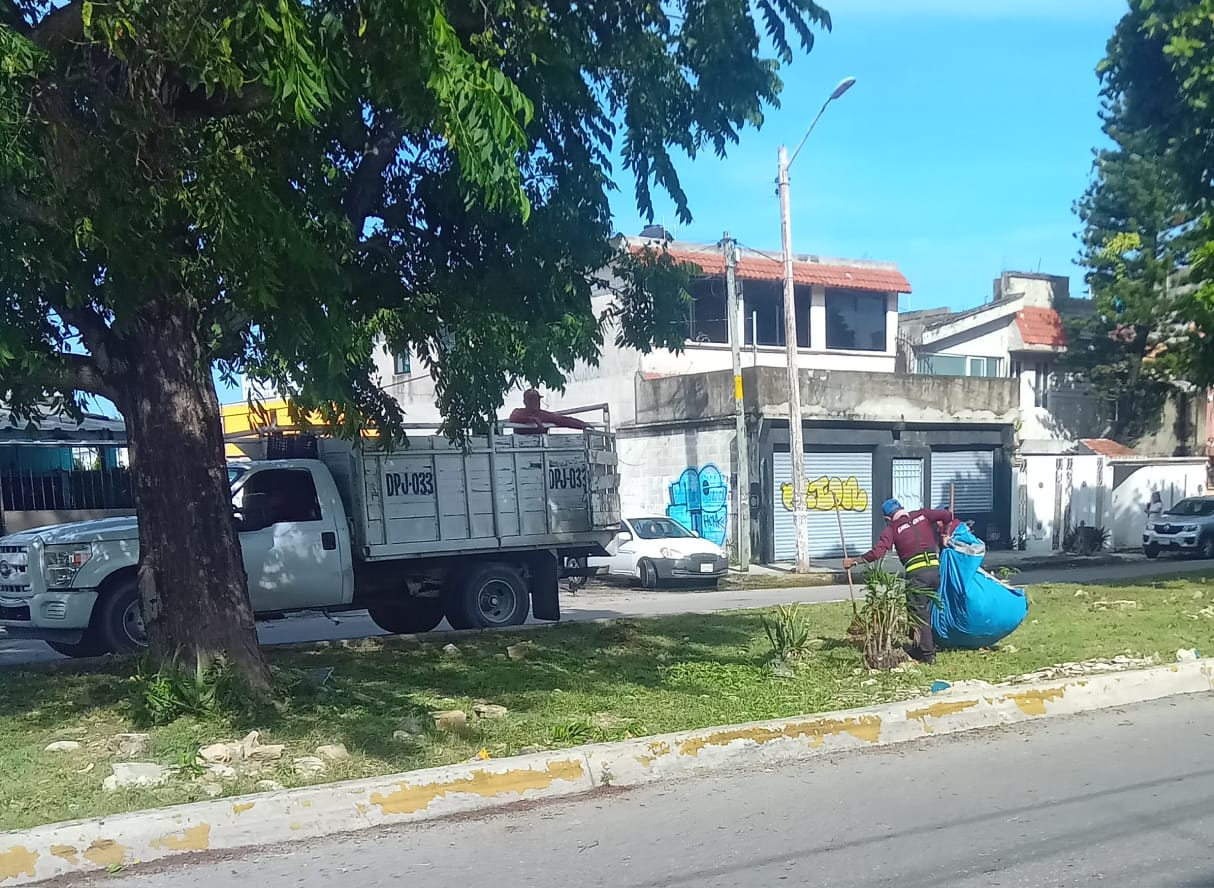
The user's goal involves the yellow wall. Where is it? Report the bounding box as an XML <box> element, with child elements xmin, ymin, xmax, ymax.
<box><xmin>220</xmin><ymin>400</ymin><xmax>378</xmax><ymax>459</ymax></box>
<box><xmin>220</xmin><ymin>400</ymin><xmax>293</xmax><ymax>458</ymax></box>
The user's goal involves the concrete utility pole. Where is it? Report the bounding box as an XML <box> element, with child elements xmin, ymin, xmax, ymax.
<box><xmin>778</xmin><ymin>75</ymin><xmax>857</xmax><ymax>574</ymax></box>
<box><xmin>723</xmin><ymin>232</ymin><xmax>750</xmax><ymax>570</ymax></box>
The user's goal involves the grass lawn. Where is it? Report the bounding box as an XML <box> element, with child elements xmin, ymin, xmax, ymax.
<box><xmin>3</xmin><ymin>571</ymin><xmax>1214</xmax><ymax>832</ymax></box>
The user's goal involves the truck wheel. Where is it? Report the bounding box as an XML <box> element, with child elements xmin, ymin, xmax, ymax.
<box><xmin>451</xmin><ymin>563</ymin><xmax>530</xmax><ymax>629</ymax></box>
<box><xmin>367</xmin><ymin>598</ymin><xmax>445</xmax><ymax>635</ymax></box>
<box><xmin>94</xmin><ymin>578</ymin><xmax>148</xmax><ymax>655</ymax></box>
<box><xmin>1144</xmin><ymin>544</ymin><xmax>1161</xmax><ymax>560</ymax></box>
<box><xmin>1202</xmin><ymin>536</ymin><xmax>1214</xmax><ymax>560</ymax></box>
<box><xmin>637</xmin><ymin>558</ymin><xmax>659</xmax><ymax>590</ymax></box>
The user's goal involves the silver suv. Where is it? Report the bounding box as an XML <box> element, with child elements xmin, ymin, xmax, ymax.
<box><xmin>1143</xmin><ymin>496</ymin><xmax>1214</xmax><ymax>559</ymax></box>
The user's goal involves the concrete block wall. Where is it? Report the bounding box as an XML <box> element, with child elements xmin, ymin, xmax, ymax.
<box><xmin>616</xmin><ymin>424</ymin><xmax>738</xmax><ymax>554</ymax></box>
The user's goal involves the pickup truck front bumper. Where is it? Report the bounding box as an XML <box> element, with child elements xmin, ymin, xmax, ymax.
<box><xmin>0</xmin><ymin>588</ymin><xmax>97</xmax><ymax>644</ymax></box>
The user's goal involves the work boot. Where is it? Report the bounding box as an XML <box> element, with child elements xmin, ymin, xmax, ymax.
<box><xmin>908</xmin><ymin>645</ymin><xmax>936</xmax><ymax>666</ymax></box>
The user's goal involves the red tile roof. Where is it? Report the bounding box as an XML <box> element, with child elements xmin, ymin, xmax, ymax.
<box><xmin>631</xmin><ymin>246</ymin><xmax>912</xmax><ymax>294</ymax></box>
<box><xmin>1015</xmin><ymin>307</ymin><xmax>1067</xmax><ymax>348</ymax></box>
<box><xmin>1080</xmin><ymin>438</ymin><xmax>1138</xmax><ymax>458</ymax></box>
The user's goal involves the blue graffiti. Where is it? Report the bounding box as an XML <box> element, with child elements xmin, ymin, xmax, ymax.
<box><xmin>667</xmin><ymin>464</ymin><xmax>729</xmax><ymax>547</ymax></box>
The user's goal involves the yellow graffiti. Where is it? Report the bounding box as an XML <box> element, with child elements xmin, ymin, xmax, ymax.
<box><xmin>781</xmin><ymin>476</ymin><xmax>870</xmax><ymax>513</ymax></box>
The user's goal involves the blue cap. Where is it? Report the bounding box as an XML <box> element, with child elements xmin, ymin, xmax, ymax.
<box><xmin>881</xmin><ymin>498</ymin><xmax>902</xmax><ymax>518</ymax></box>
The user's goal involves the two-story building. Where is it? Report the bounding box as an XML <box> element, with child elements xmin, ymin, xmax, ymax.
<box><xmin>374</xmin><ymin>232</ymin><xmax>1019</xmax><ymax>564</ymax></box>
<box><xmin>898</xmin><ymin>270</ymin><xmax>1211</xmax><ymax>554</ymax></box>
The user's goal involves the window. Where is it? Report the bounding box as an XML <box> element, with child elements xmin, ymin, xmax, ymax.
<box><xmin>686</xmin><ymin>278</ymin><xmax>728</xmax><ymax>344</ymax></box>
<box><xmin>825</xmin><ymin>289</ymin><xmax>887</xmax><ymax>352</ymax></box>
<box><xmin>917</xmin><ymin>354</ymin><xmax>1002</xmax><ymax>378</ymax></box>
<box><xmin>628</xmin><ymin>517</ymin><xmax>696</xmax><ymax>540</ymax></box>
<box><xmin>393</xmin><ymin>352</ymin><xmax>411</xmax><ymax>376</ymax></box>
<box><xmin>1033</xmin><ymin>361</ymin><xmax>1050</xmax><ymax>408</ymax></box>
<box><xmin>235</xmin><ymin>468</ymin><xmax>322</xmax><ymax>530</ymax></box>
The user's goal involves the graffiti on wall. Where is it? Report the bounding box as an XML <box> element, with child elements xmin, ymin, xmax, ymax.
<box><xmin>780</xmin><ymin>476</ymin><xmax>870</xmax><ymax>512</ymax></box>
<box><xmin>667</xmin><ymin>464</ymin><xmax>729</xmax><ymax>547</ymax></box>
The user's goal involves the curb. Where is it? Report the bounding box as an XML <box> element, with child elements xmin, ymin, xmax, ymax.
<box><xmin>3</xmin><ymin>659</ymin><xmax>1212</xmax><ymax>886</ymax></box>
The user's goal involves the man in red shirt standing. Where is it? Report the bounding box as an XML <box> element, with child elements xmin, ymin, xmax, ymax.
<box><xmin>843</xmin><ymin>497</ymin><xmax>954</xmax><ymax>665</ymax></box>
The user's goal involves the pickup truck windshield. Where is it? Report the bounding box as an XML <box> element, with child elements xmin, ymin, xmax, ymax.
<box><xmin>1166</xmin><ymin>498</ymin><xmax>1214</xmax><ymax>518</ymax></box>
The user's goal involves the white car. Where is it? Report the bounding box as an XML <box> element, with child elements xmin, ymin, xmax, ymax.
<box><xmin>589</xmin><ymin>517</ymin><xmax>728</xmax><ymax>588</ymax></box>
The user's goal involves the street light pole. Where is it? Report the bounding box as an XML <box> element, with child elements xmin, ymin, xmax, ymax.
<box><xmin>778</xmin><ymin>76</ymin><xmax>856</xmax><ymax>574</ymax></box>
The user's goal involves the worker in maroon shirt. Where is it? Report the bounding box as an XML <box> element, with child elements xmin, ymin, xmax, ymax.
<box><xmin>843</xmin><ymin>498</ymin><xmax>954</xmax><ymax>665</ymax></box>
<box><xmin>508</xmin><ymin>389</ymin><xmax>590</xmax><ymax>435</ymax></box>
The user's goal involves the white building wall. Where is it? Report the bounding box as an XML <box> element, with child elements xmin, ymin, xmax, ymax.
<box><xmin>1110</xmin><ymin>461</ymin><xmax>1209</xmax><ymax>550</ymax></box>
<box><xmin>616</xmin><ymin>426</ymin><xmax>738</xmax><ymax>554</ymax></box>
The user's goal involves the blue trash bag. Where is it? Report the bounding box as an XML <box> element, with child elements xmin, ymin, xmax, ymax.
<box><xmin>930</xmin><ymin>524</ymin><xmax>1028</xmax><ymax>650</ymax></box>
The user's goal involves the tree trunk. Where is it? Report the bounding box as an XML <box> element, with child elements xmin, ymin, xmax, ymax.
<box><xmin>116</xmin><ymin>299</ymin><xmax>271</xmax><ymax>693</ymax></box>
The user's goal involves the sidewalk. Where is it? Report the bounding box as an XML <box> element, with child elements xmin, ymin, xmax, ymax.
<box><xmin>752</xmin><ymin>549</ymin><xmax>1146</xmax><ymax>584</ymax></box>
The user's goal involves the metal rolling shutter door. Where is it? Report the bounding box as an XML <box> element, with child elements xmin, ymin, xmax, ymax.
<box><xmin>930</xmin><ymin>450</ymin><xmax>994</xmax><ymax>512</ymax></box>
<box><xmin>771</xmin><ymin>451</ymin><xmax>874</xmax><ymax>561</ymax></box>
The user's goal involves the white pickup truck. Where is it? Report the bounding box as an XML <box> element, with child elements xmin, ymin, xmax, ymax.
<box><xmin>0</xmin><ymin>419</ymin><xmax>620</xmax><ymax>657</ymax></box>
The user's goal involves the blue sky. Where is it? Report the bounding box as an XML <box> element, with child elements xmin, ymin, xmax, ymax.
<box><xmin>219</xmin><ymin>0</ymin><xmax>1125</xmax><ymax>404</ymax></box>
<box><xmin>610</xmin><ymin>0</ymin><xmax>1127</xmax><ymax>312</ymax></box>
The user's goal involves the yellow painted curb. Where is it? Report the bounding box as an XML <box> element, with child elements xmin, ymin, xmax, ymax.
<box><xmin>3</xmin><ymin>659</ymin><xmax>1212</xmax><ymax>886</ymax></box>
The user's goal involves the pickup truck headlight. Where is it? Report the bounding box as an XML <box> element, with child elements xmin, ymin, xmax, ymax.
<box><xmin>1183</xmin><ymin>525</ymin><xmax>1199</xmax><ymax>533</ymax></box>
<box><xmin>43</xmin><ymin>545</ymin><xmax>93</xmax><ymax>588</ymax></box>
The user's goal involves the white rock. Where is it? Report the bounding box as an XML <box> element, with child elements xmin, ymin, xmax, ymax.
<box><xmin>473</xmin><ymin>703</ymin><xmax>509</xmax><ymax>719</ymax></box>
<box><xmin>200</xmin><ymin>783</ymin><xmax>223</xmax><ymax>799</ymax></box>
<box><xmin>316</xmin><ymin>743</ymin><xmax>350</xmax><ymax>763</ymax></box>
<box><xmin>102</xmin><ymin>762</ymin><xmax>169</xmax><ymax>792</ymax></box>
<box><xmin>44</xmin><ymin>741</ymin><xmax>82</xmax><ymax>753</ymax></box>
<box><xmin>442</xmin><ymin>643</ymin><xmax>462</xmax><ymax>657</ymax></box>
<box><xmin>255</xmin><ymin>779</ymin><xmax>285</xmax><ymax>792</ymax></box>
<box><xmin>198</xmin><ymin>743</ymin><xmax>235</xmax><ymax>764</ymax></box>
<box><xmin>206</xmin><ymin>763</ymin><xmax>239</xmax><ymax>781</ymax></box>
<box><xmin>397</xmin><ymin>715</ymin><xmax>428</xmax><ymax>736</ymax></box>
<box><xmin>109</xmin><ymin>733</ymin><xmax>151</xmax><ymax>758</ymax></box>
<box><xmin>293</xmin><ymin>756</ymin><xmax>326</xmax><ymax>776</ymax></box>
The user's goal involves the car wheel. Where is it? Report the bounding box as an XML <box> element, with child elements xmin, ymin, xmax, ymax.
<box><xmin>451</xmin><ymin>563</ymin><xmax>530</xmax><ymax>629</ymax></box>
<box><xmin>93</xmin><ymin>578</ymin><xmax>147</xmax><ymax>655</ymax></box>
<box><xmin>1144</xmin><ymin>544</ymin><xmax>1161</xmax><ymax>560</ymax></box>
<box><xmin>638</xmin><ymin>558</ymin><xmax>659</xmax><ymax>590</ymax></box>
<box><xmin>1201</xmin><ymin>536</ymin><xmax>1214</xmax><ymax>560</ymax></box>
<box><xmin>367</xmin><ymin>597</ymin><xmax>445</xmax><ymax>635</ymax></box>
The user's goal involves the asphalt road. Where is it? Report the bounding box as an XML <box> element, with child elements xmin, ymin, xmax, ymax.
<box><xmin>75</xmin><ymin>693</ymin><xmax>1214</xmax><ymax>887</ymax></box>
<box><xmin>2</xmin><ymin>557</ymin><xmax>1208</xmax><ymax>668</ymax></box>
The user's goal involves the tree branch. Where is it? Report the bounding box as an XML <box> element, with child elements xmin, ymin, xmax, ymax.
<box><xmin>27</xmin><ymin>0</ymin><xmax>83</xmax><ymax>48</ymax></box>
<box><xmin>1</xmin><ymin>1</ymin><xmax>32</xmax><ymax>34</ymax></box>
<box><xmin>29</xmin><ymin>352</ymin><xmax>118</xmax><ymax>402</ymax></box>
<box><xmin>343</xmin><ymin>114</ymin><xmax>405</xmax><ymax>229</ymax></box>
<box><xmin>56</xmin><ymin>302</ymin><xmax>118</xmax><ymax>363</ymax></box>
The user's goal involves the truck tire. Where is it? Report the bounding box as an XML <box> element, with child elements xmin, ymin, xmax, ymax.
<box><xmin>1144</xmin><ymin>544</ymin><xmax>1160</xmax><ymax>560</ymax></box>
<box><xmin>367</xmin><ymin>598</ymin><xmax>445</xmax><ymax>635</ymax></box>
<box><xmin>94</xmin><ymin>577</ymin><xmax>148</xmax><ymax>655</ymax></box>
<box><xmin>449</xmin><ymin>563</ymin><xmax>530</xmax><ymax>629</ymax></box>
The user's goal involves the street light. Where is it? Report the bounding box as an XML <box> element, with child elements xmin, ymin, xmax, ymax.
<box><xmin>777</xmin><ymin>75</ymin><xmax>856</xmax><ymax>574</ymax></box>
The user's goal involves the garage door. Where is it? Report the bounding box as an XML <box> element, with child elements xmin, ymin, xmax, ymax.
<box><xmin>930</xmin><ymin>450</ymin><xmax>994</xmax><ymax>512</ymax></box>
<box><xmin>772</xmin><ymin>451</ymin><xmax>873</xmax><ymax>561</ymax></box>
